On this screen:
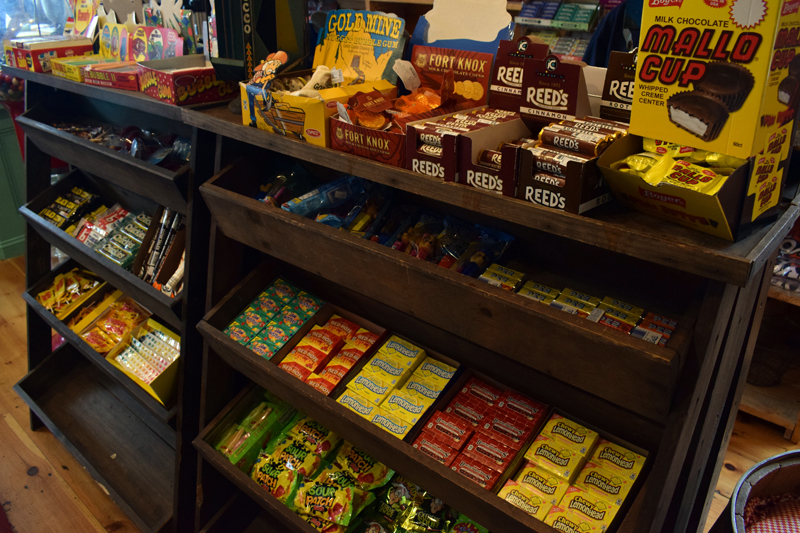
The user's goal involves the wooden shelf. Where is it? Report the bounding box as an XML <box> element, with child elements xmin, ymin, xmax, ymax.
<box><xmin>185</xmin><ymin>104</ymin><xmax>800</xmax><ymax>288</ymax></box>
<box><xmin>195</xmin><ymin>314</ymin><xmax>650</xmax><ymax>533</ymax></box>
<box><xmin>4</xmin><ymin>66</ymin><xmax>185</xmax><ymax>121</ymax></box>
<box><xmin>14</xmin><ymin>345</ymin><xmax>175</xmax><ymax>533</ymax></box>
<box><xmin>19</xmin><ymin>170</ymin><xmax>183</xmax><ymax>329</ymax></box>
<box><xmin>16</xmin><ymin>101</ymin><xmax>190</xmax><ymax>215</ymax></box>
<box><xmin>740</xmin><ymin>367</ymin><xmax>800</xmax><ymax>444</ymax></box>
<box><xmin>200</xmin><ymin>162</ymin><xmax>694</xmax><ymax>423</ymax></box>
<box><xmin>768</xmin><ymin>284</ymin><xmax>800</xmax><ymax>307</ymax></box>
<box><xmin>22</xmin><ymin>289</ymin><xmax>178</xmax><ymax>427</ymax></box>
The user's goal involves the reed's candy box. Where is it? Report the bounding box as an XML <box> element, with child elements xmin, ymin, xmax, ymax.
<box><xmin>630</xmin><ymin>0</ymin><xmax>800</xmax><ymax>161</ymax></box>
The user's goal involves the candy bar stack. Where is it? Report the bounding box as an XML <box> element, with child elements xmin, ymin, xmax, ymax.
<box><xmin>494</xmin><ymin>412</ymin><xmax>646</xmax><ymax>529</ymax></box>
<box><xmin>224</xmin><ymin>278</ymin><xmax>324</xmax><ymax>358</ymax></box>
<box><xmin>338</xmin><ymin>336</ymin><xmax>457</xmax><ymax>439</ymax></box>
<box><xmin>412</xmin><ymin>108</ymin><xmax>519</xmax><ymax>161</ymax></box>
<box><xmin>280</xmin><ymin>314</ymin><xmax>378</xmax><ymax>395</ymax></box>
<box><xmin>516</xmin><ymin>283</ymin><xmax>679</xmax><ymax>347</ymax></box>
<box><xmin>414</xmin><ymin>377</ymin><xmax>546</xmax><ymax>491</ymax></box>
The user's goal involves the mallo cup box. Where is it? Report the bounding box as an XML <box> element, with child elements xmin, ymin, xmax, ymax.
<box><xmin>629</xmin><ymin>0</ymin><xmax>800</xmax><ymax>161</ymax></box>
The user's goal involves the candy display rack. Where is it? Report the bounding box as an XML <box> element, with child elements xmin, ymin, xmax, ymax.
<box><xmin>5</xmin><ymin>48</ymin><xmax>800</xmax><ymax>533</ymax></box>
<box><xmin>8</xmin><ymin>65</ymin><xmax>215</xmax><ymax>533</ymax></box>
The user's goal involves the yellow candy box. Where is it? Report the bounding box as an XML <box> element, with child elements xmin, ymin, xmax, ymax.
<box><xmin>574</xmin><ymin>462</ymin><xmax>634</xmax><ymax>507</ymax></box>
<box><xmin>516</xmin><ymin>463</ymin><xmax>570</xmax><ymax>506</ymax></box>
<box><xmin>590</xmin><ymin>439</ymin><xmax>647</xmax><ymax>481</ymax></box>
<box><xmin>346</xmin><ymin>369</ymin><xmax>398</xmax><ymax>406</ymax></box>
<box><xmin>524</xmin><ymin>434</ymin><xmax>586</xmax><ymax>483</ymax></box>
<box><xmin>497</xmin><ymin>479</ymin><xmax>552</xmax><ymax>521</ymax></box>
<box><xmin>558</xmin><ymin>485</ymin><xmax>619</xmax><ymax>528</ymax></box>
<box><xmin>541</xmin><ymin>413</ymin><xmax>599</xmax><ymax>455</ymax></box>
<box><xmin>380</xmin><ymin>389</ymin><xmax>435</xmax><ymax>425</ymax></box>
<box><xmin>337</xmin><ymin>390</ymin><xmax>379</xmax><ymax>421</ymax></box>
<box><xmin>371</xmin><ymin>407</ymin><xmax>411</xmax><ymax>439</ymax></box>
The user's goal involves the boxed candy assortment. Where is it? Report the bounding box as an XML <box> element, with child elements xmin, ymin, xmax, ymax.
<box><xmin>330</xmin><ymin>43</ymin><xmax>493</xmax><ymax>166</ymax></box>
<box><xmin>77</xmin><ymin>293</ymin><xmax>150</xmax><ymax>355</ymax></box>
<box><xmin>37</xmin><ymin>182</ymin><xmax>188</xmax><ymax>298</ymax></box>
<box><xmin>138</xmin><ymin>55</ymin><xmax>239</xmax><ymax>106</ymax></box>
<box><xmin>494</xmin><ymin>412</ymin><xmax>647</xmax><ymax>529</ymax></box>
<box><xmin>339</xmin><ymin>335</ymin><xmax>458</xmax><ymax>439</ymax></box>
<box><xmin>483</xmin><ymin>269</ymin><xmax>679</xmax><ymax>346</ymax></box>
<box><xmin>514</xmin><ymin>116</ymin><xmax>626</xmax><ymax>213</ymax></box>
<box><xmin>3</xmin><ymin>35</ymin><xmax>93</xmax><ymax>73</ymax></box>
<box><xmin>224</xmin><ymin>278</ymin><xmax>324</xmax><ymax>359</ymax></box>
<box><xmin>279</xmin><ymin>313</ymin><xmax>380</xmax><ymax>395</ymax></box>
<box><xmin>108</xmin><ymin>318</ymin><xmax>181</xmax><ymax>405</ymax></box>
<box><xmin>51</xmin><ymin>55</ymin><xmax>116</xmax><ymax>82</ymax></box>
<box><xmin>410</xmin><ymin>374</ymin><xmax>547</xmax><ymax>492</ymax></box>
<box><xmin>242</xmin><ymin>9</ymin><xmax>404</xmax><ymax>148</ymax></box>
<box><xmin>35</xmin><ymin>267</ymin><xmax>104</xmax><ymax>321</ymax></box>
<box><xmin>599</xmin><ymin>135</ymin><xmax>766</xmax><ymax>241</ymax></box>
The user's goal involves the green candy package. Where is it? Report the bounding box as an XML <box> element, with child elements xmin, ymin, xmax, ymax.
<box><xmin>399</xmin><ymin>492</ymin><xmax>450</xmax><ymax>533</ymax></box>
<box><xmin>336</xmin><ymin>442</ymin><xmax>394</xmax><ymax>491</ymax></box>
<box><xmin>372</xmin><ymin>476</ymin><xmax>420</xmax><ymax>526</ymax></box>
<box><xmin>291</xmin><ymin>481</ymin><xmax>360</xmax><ymax>526</ymax></box>
<box><xmin>250</xmin><ymin>455</ymin><xmax>301</xmax><ymax>503</ymax></box>
<box><xmin>449</xmin><ymin>514</ymin><xmax>488</xmax><ymax>533</ymax></box>
<box><xmin>270</xmin><ymin>438</ymin><xmax>323</xmax><ymax>477</ymax></box>
<box><xmin>288</xmin><ymin>414</ymin><xmax>342</xmax><ymax>457</ymax></box>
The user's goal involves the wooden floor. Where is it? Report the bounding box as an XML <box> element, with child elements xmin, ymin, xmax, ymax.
<box><xmin>0</xmin><ymin>256</ymin><xmax>796</xmax><ymax>533</ymax></box>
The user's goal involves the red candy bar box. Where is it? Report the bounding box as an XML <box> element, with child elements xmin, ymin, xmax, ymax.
<box><xmin>137</xmin><ymin>55</ymin><xmax>238</xmax><ymax>106</ymax></box>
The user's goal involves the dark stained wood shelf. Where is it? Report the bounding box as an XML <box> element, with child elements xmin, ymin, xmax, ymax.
<box><xmin>768</xmin><ymin>284</ymin><xmax>800</xmax><ymax>307</ymax></box>
<box><xmin>18</xmin><ymin>204</ymin><xmax>183</xmax><ymax>329</ymax></box>
<box><xmin>184</xmin><ymin>103</ymin><xmax>800</xmax><ymax>288</ymax></box>
<box><xmin>22</xmin><ymin>290</ymin><xmax>178</xmax><ymax>427</ymax></box>
<box><xmin>197</xmin><ymin>319</ymin><xmax>655</xmax><ymax>533</ymax></box>
<box><xmin>16</xmin><ymin>103</ymin><xmax>190</xmax><ymax>215</ymax></box>
<box><xmin>201</xmin><ymin>164</ymin><xmax>695</xmax><ymax>423</ymax></box>
<box><xmin>14</xmin><ymin>345</ymin><xmax>175</xmax><ymax>533</ymax></box>
<box><xmin>5</xmin><ymin>66</ymin><xmax>185</xmax><ymax>121</ymax></box>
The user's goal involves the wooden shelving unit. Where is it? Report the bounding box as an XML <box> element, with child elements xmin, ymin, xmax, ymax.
<box><xmin>6</xmin><ymin>66</ymin><xmax>799</xmax><ymax>533</ymax></box>
<box><xmin>8</xmin><ymin>66</ymin><xmax>215</xmax><ymax>533</ymax></box>
<box><xmin>187</xmin><ymin>106</ymin><xmax>798</xmax><ymax>533</ymax></box>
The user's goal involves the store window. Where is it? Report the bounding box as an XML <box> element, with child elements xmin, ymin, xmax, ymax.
<box><xmin>1</xmin><ymin>0</ymin><xmax>71</xmax><ymax>44</ymax></box>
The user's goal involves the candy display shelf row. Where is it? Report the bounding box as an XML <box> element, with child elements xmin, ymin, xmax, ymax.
<box><xmin>191</xmin><ymin>131</ymin><xmax>790</xmax><ymax>533</ymax></box>
<box><xmin>14</xmin><ymin>71</ymin><xmax>216</xmax><ymax>533</ymax></box>
<box><xmin>8</xmin><ymin>68</ymin><xmax>796</xmax><ymax>533</ymax></box>
<box><xmin>7</xmin><ymin>66</ymin><xmax>797</xmax><ymax>287</ymax></box>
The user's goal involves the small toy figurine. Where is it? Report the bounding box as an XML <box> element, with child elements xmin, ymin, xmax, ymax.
<box><xmin>246</xmin><ymin>51</ymin><xmax>288</xmax><ymax>128</ymax></box>
<box><xmin>459</xmin><ymin>250</ymin><xmax>487</xmax><ymax>277</ymax></box>
<box><xmin>413</xmin><ymin>233</ymin><xmax>436</xmax><ymax>260</ymax></box>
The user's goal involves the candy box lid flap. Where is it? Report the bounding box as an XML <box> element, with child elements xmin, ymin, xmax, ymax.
<box><xmin>137</xmin><ymin>54</ymin><xmax>212</xmax><ymax>73</ymax></box>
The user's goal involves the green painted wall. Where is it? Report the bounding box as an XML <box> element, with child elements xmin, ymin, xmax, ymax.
<box><xmin>0</xmin><ymin>107</ymin><xmax>25</xmax><ymax>259</ymax></box>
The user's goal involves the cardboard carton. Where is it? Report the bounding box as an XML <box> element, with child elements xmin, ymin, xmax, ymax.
<box><xmin>137</xmin><ymin>55</ymin><xmax>239</xmax><ymax>106</ymax></box>
<box><xmin>84</xmin><ymin>61</ymin><xmax>140</xmax><ymax>91</ymax></box>
<box><xmin>629</xmin><ymin>0</ymin><xmax>800</xmax><ymax>160</ymax></box>
<box><xmin>597</xmin><ymin>135</ymin><xmax>771</xmax><ymax>241</ymax></box>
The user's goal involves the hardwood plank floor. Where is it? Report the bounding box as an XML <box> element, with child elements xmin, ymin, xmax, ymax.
<box><xmin>0</xmin><ymin>256</ymin><xmax>796</xmax><ymax>532</ymax></box>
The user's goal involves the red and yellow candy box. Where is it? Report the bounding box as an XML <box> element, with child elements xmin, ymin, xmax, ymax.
<box><xmin>137</xmin><ymin>55</ymin><xmax>239</xmax><ymax>106</ymax></box>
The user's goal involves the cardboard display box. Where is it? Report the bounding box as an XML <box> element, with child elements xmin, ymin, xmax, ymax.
<box><xmin>51</xmin><ymin>55</ymin><xmax>114</xmax><ymax>82</ymax></box>
<box><xmin>245</xmin><ymin>78</ymin><xmax>397</xmax><ymax>148</ymax></box>
<box><xmin>629</xmin><ymin>0</ymin><xmax>800</xmax><ymax>160</ymax></box>
<box><xmin>489</xmin><ymin>37</ymin><xmax>551</xmax><ymax>113</ymax></box>
<box><xmin>452</xmin><ymin>113</ymin><xmax>532</xmax><ymax>196</ymax></box>
<box><xmin>4</xmin><ymin>35</ymin><xmax>94</xmax><ymax>73</ymax></box>
<box><xmin>137</xmin><ymin>55</ymin><xmax>239</xmax><ymax>106</ymax></box>
<box><xmin>597</xmin><ymin>135</ymin><xmax>780</xmax><ymax>242</ymax></box>
<box><xmin>520</xmin><ymin>54</ymin><xmax>593</xmax><ymax>130</ymax></box>
<box><xmin>84</xmin><ymin>62</ymin><xmax>140</xmax><ymax>91</ymax></box>
<box><xmin>516</xmin><ymin>148</ymin><xmax>612</xmax><ymax>214</ymax></box>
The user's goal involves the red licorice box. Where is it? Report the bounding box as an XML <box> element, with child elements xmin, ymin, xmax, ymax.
<box><xmin>413</xmin><ymin>432</ymin><xmax>458</xmax><ymax>467</ymax></box>
<box><xmin>421</xmin><ymin>410</ymin><xmax>474</xmax><ymax>451</ymax></box>
<box><xmin>463</xmin><ymin>432</ymin><xmax>516</xmax><ymax>473</ymax></box>
<box><xmin>451</xmin><ymin>453</ymin><xmax>501</xmax><ymax>489</ymax></box>
<box><xmin>137</xmin><ymin>55</ymin><xmax>239</xmax><ymax>106</ymax></box>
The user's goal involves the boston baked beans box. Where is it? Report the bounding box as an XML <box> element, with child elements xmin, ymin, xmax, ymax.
<box><xmin>629</xmin><ymin>0</ymin><xmax>800</xmax><ymax>161</ymax></box>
